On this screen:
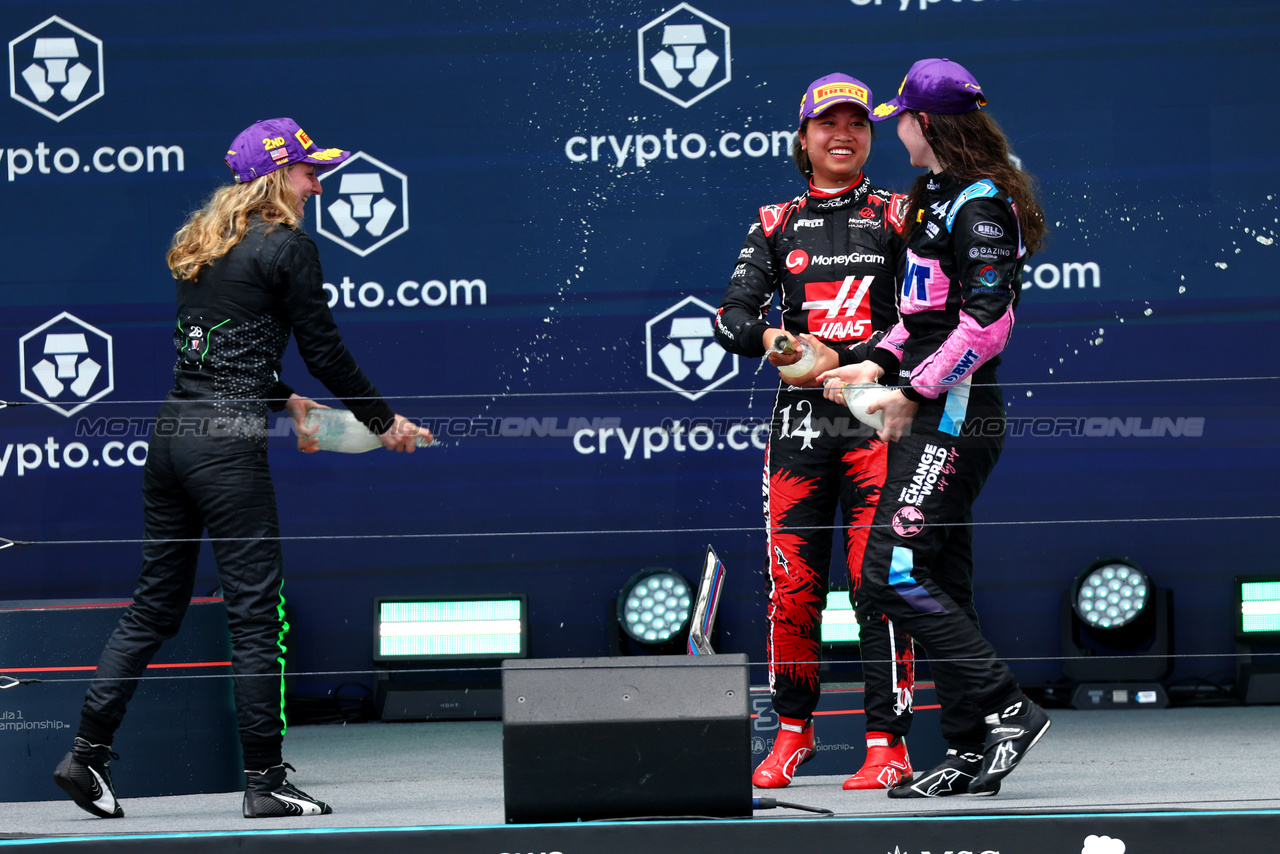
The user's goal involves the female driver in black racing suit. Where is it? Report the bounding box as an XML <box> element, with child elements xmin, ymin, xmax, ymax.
<box><xmin>714</xmin><ymin>73</ymin><xmax>916</xmax><ymax>791</ymax></box>
<box><xmin>54</xmin><ymin>118</ymin><xmax>431</xmax><ymax>820</ymax></box>
<box><xmin>820</xmin><ymin>58</ymin><xmax>1051</xmax><ymax>798</ymax></box>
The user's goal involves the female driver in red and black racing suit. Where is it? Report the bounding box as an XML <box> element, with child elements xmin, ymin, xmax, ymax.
<box><xmin>714</xmin><ymin>73</ymin><xmax>915</xmax><ymax>791</ymax></box>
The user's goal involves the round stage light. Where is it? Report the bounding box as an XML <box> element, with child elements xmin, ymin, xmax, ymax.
<box><xmin>618</xmin><ymin>569</ymin><xmax>694</xmax><ymax>646</ymax></box>
<box><xmin>1073</xmin><ymin>559</ymin><xmax>1151</xmax><ymax>630</ymax></box>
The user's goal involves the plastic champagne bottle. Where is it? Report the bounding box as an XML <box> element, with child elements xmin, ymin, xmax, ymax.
<box><xmin>772</xmin><ymin>335</ymin><xmax>817</xmax><ymax>380</ymax></box>
<box><xmin>841</xmin><ymin>383</ymin><xmax>888</xmax><ymax>431</ymax></box>
<box><xmin>304</xmin><ymin>408</ymin><xmax>432</xmax><ymax>453</ymax></box>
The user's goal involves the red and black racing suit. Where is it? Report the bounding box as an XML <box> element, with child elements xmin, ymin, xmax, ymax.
<box><xmin>78</xmin><ymin>219</ymin><xmax>394</xmax><ymax>770</ymax></box>
<box><xmin>857</xmin><ymin>173</ymin><xmax>1029</xmax><ymax>740</ymax></box>
<box><xmin>714</xmin><ymin>175</ymin><xmax>915</xmax><ymax>736</ymax></box>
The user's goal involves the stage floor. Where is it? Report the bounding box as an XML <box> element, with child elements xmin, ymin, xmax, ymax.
<box><xmin>2</xmin><ymin>706</ymin><xmax>1279</xmax><ymax>852</ymax></box>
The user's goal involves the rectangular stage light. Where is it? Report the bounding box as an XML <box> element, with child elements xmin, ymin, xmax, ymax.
<box><xmin>821</xmin><ymin>591</ymin><xmax>860</xmax><ymax>645</ymax></box>
<box><xmin>374</xmin><ymin>595</ymin><xmax>528</xmax><ymax>662</ymax></box>
<box><xmin>1236</xmin><ymin>577</ymin><xmax>1280</xmax><ymax>642</ymax></box>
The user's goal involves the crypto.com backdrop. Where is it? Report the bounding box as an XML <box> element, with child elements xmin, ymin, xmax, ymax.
<box><xmin>1</xmin><ymin>0</ymin><xmax>1277</xmax><ymax>695</ymax></box>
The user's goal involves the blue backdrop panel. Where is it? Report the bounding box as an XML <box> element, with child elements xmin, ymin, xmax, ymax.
<box><xmin>1</xmin><ymin>0</ymin><xmax>1277</xmax><ymax>696</ymax></box>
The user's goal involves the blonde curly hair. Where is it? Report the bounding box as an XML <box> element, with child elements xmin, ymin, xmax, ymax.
<box><xmin>167</xmin><ymin>167</ymin><xmax>300</xmax><ymax>281</ymax></box>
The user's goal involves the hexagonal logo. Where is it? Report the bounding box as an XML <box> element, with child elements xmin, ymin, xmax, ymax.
<box><xmin>645</xmin><ymin>296</ymin><xmax>737</xmax><ymax>401</ymax></box>
<box><xmin>313</xmin><ymin>152</ymin><xmax>409</xmax><ymax>257</ymax></box>
<box><xmin>9</xmin><ymin>16</ymin><xmax>104</xmax><ymax>122</ymax></box>
<box><xmin>638</xmin><ymin>3</ymin><xmax>731</xmax><ymax>109</ymax></box>
<box><xmin>19</xmin><ymin>312</ymin><xmax>114</xmax><ymax>417</ymax></box>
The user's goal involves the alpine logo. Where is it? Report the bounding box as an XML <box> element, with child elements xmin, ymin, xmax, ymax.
<box><xmin>785</xmin><ymin>249</ymin><xmax>808</xmax><ymax>274</ymax></box>
<box><xmin>800</xmin><ymin>275</ymin><xmax>873</xmax><ymax>341</ymax></box>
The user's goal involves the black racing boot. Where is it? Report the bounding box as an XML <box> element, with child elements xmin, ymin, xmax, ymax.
<box><xmin>53</xmin><ymin>737</ymin><xmax>124</xmax><ymax>818</ymax></box>
<box><xmin>243</xmin><ymin>763</ymin><xmax>332</xmax><ymax>818</ymax></box>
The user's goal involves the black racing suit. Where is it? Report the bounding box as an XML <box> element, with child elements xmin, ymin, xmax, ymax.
<box><xmin>857</xmin><ymin>173</ymin><xmax>1028</xmax><ymax>740</ymax></box>
<box><xmin>79</xmin><ymin>219</ymin><xmax>394</xmax><ymax>769</ymax></box>
<box><xmin>714</xmin><ymin>175</ymin><xmax>916</xmax><ymax>735</ymax></box>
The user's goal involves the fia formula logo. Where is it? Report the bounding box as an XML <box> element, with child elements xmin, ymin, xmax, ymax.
<box><xmin>8</xmin><ymin>16</ymin><xmax>104</xmax><ymax>122</ymax></box>
<box><xmin>19</xmin><ymin>312</ymin><xmax>114</xmax><ymax>416</ymax></box>
<box><xmin>645</xmin><ymin>296</ymin><xmax>737</xmax><ymax>400</ymax></box>
<box><xmin>637</xmin><ymin>4</ymin><xmax>731</xmax><ymax>108</ymax></box>
<box><xmin>314</xmin><ymin>152</ymin><xmax>409</xmax><ymax>257</ymax></box>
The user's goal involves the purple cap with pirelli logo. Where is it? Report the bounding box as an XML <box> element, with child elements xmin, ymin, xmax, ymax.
<box><xmin>224</xmin><ymin>117</ymin><xmax>351</xmax><ymax>183</ymax></box>
<box><xmin>871</xmin><ymin>58</ymin><xmax>987</xmax><ymax>122</ymax></box>
<box><xmin>798</xmin><ymin>73</ymin><xmax>873</xmax><ymax>126</ymax></box>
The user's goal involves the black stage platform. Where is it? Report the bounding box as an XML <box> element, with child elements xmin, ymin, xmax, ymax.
<box><xmin>2</xmin><ymin>706</ymin><xmax>1278</xmax><ymax>854</ymax></box>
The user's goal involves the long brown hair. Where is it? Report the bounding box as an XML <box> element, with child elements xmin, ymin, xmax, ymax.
<box><xmin>167</xmin><ymin>168</ymin><xmax>299</xmax><ymax>281</ymax></box>
<box><xmin>906</xmin><ymin>109</ymin><xmax>1047</xmax><ymax>253</ymax></box>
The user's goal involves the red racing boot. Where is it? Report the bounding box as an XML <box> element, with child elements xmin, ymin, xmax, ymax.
<box><xmin>842</xmin><ymin>731</ymin><xmax>912</xmax><ymax>790</ymax></box>
<box><xmin>752</xmin><ymin>717</ymin><xmax>815</xmax><ymax>788</ymax></box>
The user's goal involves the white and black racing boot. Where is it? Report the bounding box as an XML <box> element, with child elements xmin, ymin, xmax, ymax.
<box><xmin>969</xmin><ymin>697</ymin><xmax>1051</xmax><ymax>795</ymax></box>
<box><xmin>53</xmin><ymin>737</ymin><xmax>124</xmax><ymax>818</ymax></box>
<box><xmin>243</xmin><ymin>763</ymin><xmax>332</xmax><ymax>818</ymax></box>
<box><xmin>888</xmin><ymin>744</ymin><xmax>988</xmax><ymax>799</ymax></box>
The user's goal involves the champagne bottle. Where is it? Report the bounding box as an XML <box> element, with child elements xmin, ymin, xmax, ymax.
<box><xmin>773</xmin><ymin>336</ymin><xmax>817</xmax><ymax>380</ymax></box>
<box><xmin>841</xmin><ymin>383</ymin><xmax>887</xmax><ymax>431</ymax></box>
<box><xmin>304</xmin><ymin>408</ymin><xmax>432</xmax><ymax>453</ymax></box>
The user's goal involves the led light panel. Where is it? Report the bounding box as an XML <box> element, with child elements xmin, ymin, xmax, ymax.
<box><xmin>374</xmin><ymin>596</ymin><xmax>527</xmax><ymax>661</ymax></box>
<box><xmin>820</xmin><ymin>592</ymin><xmax>860</xmax><ymax>645</ymax></box>
<box><xmin>1238</xmin><ymin>578</ymin><xmax>1280</xmax><ymax>638</ymax></box>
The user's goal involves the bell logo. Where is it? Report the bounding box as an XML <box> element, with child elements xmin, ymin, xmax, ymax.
<box><xmin>645</xmin><ymin>296</ymin><xmax>738</xmax><ymax>400</ymax></box>
<box><xmin>637</xmin><ymin>4</ymin><xmax>731</xmax><ymax>108</ymax></box>
<box><xmin>314</xmin><ymin>152</ymin><xmax>409</xmax><ymax>257</ymax></box>
<box><xmin>19</xmin><ymin>312</ymin><xmax>114</xmax><ymax>416</ymax></box>
<box><xmin>8</xmin><ymin>16</ymin><xmax>104</xmax><ymax>122</ymax></box>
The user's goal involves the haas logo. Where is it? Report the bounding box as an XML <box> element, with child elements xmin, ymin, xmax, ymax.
<box><xmin>785</xmin><ymin>250</ymin><xmax>809</xmax><ymax>274</ymax></box>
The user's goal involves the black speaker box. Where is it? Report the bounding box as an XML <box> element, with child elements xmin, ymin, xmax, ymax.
<box><xmin>502</xmin><ymin>654</ymin><xmax>751</xmax><ymax>823</ymax></box>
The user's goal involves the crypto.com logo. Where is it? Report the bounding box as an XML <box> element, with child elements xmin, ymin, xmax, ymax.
<box><xmin>20</xmin><ymin>312</ymin><xmax>114</xmax><ymax>417</ymax></box>
<box><xmin>638</xmin><ymin>4</ymin><xmax>731</xmax><ymax>108</ymax></box>
<box><xmin>8</xmin><ymin>16</ymin><xmax>104</xmax><ymax>122</ymax></box>
<box><xmin>314</xmin><ymin>152</ymin><xmax>409</xmax><ymax>257</ymax></box>
<box><xmin>645</xmin><ymin>296</ymin><xmax>737</xmax><ymax>401</ymax></box>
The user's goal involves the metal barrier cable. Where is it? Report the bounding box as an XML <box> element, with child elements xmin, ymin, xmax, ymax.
<box><xmin>1</xmin><ymin>372</ymin><xmax>1276</xmax><ymax>409</ymax></box>
<box><xmin>2</xmin><ymin>514</ymin><xmax>1277</xmax><ymax>550</ymax></box>
<box><xmin>4</xmin><ymin>651</ymin><xmax>1275</xmax><ymax>687</ymax></box>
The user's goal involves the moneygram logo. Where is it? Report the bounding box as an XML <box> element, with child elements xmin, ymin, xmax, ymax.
<box><xmin>314</xmin><ymin>152</ymin><xmax>408</xmax><ymax>257</ymax></box>
<box><xmin>19</xmin><ymin>312</ymin><xmax>114</xmax><ymax>417</ymax></box>
<box><xmin>645</xmin><ymin>295</ymin><xmax>737</xmax><ymax>400</ymax></box>
<box><xmin>8</xmin><ymin>16</ymin><xmax>103</xmax><ymax>122</ymax></box>
<box><xmin>638</xmin><ymin>4</ymin><xmax>731</xmax><ymax>108</ymax></box>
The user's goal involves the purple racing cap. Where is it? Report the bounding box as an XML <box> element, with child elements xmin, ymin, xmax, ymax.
<box><xmin>870</xmin><ymin>58</ymin><xmax>987</xmax><ymax>122</ymax></box>
<box><xmin>798</xmin><ymin>73</ymin><xmax>873</xmax><ymax>126</ymax></box>
<box><xmin>224</xmin><ymin>118</ymin><xmax>351</xmax><ymax>184</ymax></box>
